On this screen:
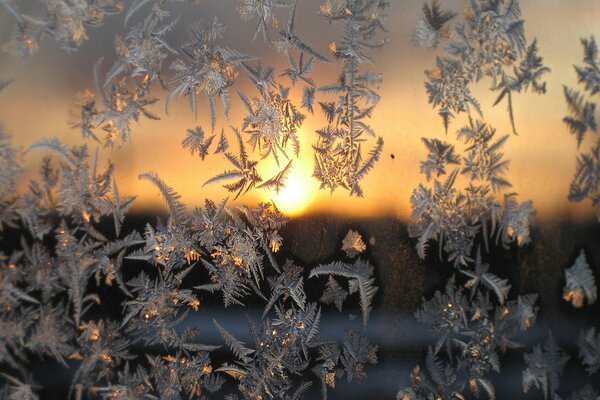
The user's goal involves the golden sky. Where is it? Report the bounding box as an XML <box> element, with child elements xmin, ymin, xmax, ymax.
<box><xmin>0</xmin><ymin>0</ymin><xmax>599</xmax><ymax>221</ymax></box>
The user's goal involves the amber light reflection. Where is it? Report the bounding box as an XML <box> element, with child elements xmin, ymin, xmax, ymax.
<box><xmin>0</xmin><ymin>0</ymin><xmax>599</xmax><ymax>221</ymax></box>
<box><xmin>261</xmin><ymin>155</ymin><xmax>318</xmax><ymax>216</ymax></box>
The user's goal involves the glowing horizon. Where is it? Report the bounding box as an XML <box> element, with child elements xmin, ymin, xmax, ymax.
<box><xmin>1</xmin><ymin>0</ymin><xmax>600</xmax><ymax>222</ymax></box>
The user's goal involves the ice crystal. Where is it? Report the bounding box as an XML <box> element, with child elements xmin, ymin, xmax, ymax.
<box><xmin>167</xmin><ymin>18</ymin><xmax>253</xmax><ymax>129</ymax></box>
<box><xmin>240</xmin><ymin>201</ymin><xmax>287</xmax><ymax>253</ymax></box>
<box><xmin>320</xmin><ymin>276</ymin><xmax>347</xmax><ymax>312</ymax></box>
<box><xmin>578</xmin><ymin>327</ymin><xmax>600</xmax><ymax>375</ymax></box>
<box><xmin>341</xmin><ymin>230</ymin><xmax>366</xmax><ymax>258</ymax></box>
<box><xmin>0</xmin><ymin>136</ymin><xmax>146</xmax><ymax>397</ymax></box>
<box><xmin>273</xmin><ymin>0</ymin><xmax>329</xmax><ymax>63</ymax></box>
<box><xmin>396</xmin><ymin>347</ymin><xmax>467</xmax><ymax>400</ymax></box>
<box><xmin>214</xmin><ymin>304</ymin><xmax>377</xmax><ymax>400</ymax></box>
<box><xmin>237</xmin><ymin>0</ymin><xmax>290</xmax><ymax>42</ymax></box>
<box><xmin>198</xmin><ymin>57</ymin><xmax>309</xmax><ymax>197</ymax></box>
<box><xmin>0</xmin><ymin>127</ymin><xmax>379</xmax><ymax>398</ymax></box>
<box><xmin>458</xmin><ymin>119</ymin><xmax>511</xmax><ymax>192</ymax></box>
<box><xmin>136</xmin><ymin>176</ymin><xmax>378</xmax><ymax>397</ymax></box>
<box><xmin>564</xmin><ymin>86</ymin><xmax>598</xmax><ymax>148</ymax></box>
<box><xmin>215</xmin><ymin>304</ymin><xmax>319</xmax><ymax>398</ymax></box>
<box><xmin>1</xmin><ymin>0</ymin><xmax>123</xmax><ymax>53</ymax></box>
<box><xmin>106</xmin><ymin>4</ymin><xmax>179</xmax><ymax>86</ymax></box>
<box><xmin>409</xmin><ymin>170</ymin><xmax>478</xmax><ymax>265</ymax></box>
<box><xmin>0</xmin><ymin>374</ymin><xmax>38</xmax><ymax>400</ymax></box>
<box><xmin>569</xmin><ymin>385</ymin><xmax>600</xmax><ymax>400</ymax></box>
<box><xmin>0</xmin><ymin>132</ymin><xmax>23</xmax><ymax>231</ymax></box>
<box><xmin>70</xmin><ymin>60</ymin><xmax>160</xmax><ymax>146</ymax></box>
<box><xmin>240</xmin><ymin>82</ymin><xmax>305</xmax><ymax>163</ymax></box>
<box><xmin>401</xmin><ymin>274</ymin><xmax>537</xmax><ymax>400</ymax></box>
<box><xmin>340</xmin><ymin>329</ymin><xmax>378</xmax><ymax>382</ymax></box>
<box><xmin>282</xmin><ymin>51</ymin><xmax>316</xmax><ymax>88</ymax></box>
<box><xmin>576</xmin><ymin>36</ymin><xmax>600</xmax><ymax>95</ymax></box>
<box><xmin>425</xmin><ymin>56</ymin><xmax>482</xmax><ymax>132</ymax></box>
<box><xmin>514</xmin><ymin>293</ymin><xmax>538</xmax><ymax>332</ymax></box>
<box><xmin>71</xmin><ymin>0</ymin><xmax>393</xmax><ymax>200</ymax></box>
<box><xmin>419</xmin><ymin>137</ymin><xmax>460</xmax><ymax>181</ymax></box>
<box><xmin>212</xmin><ymin>2</ymin><xmax>323</xmax><ymax>200</ymax></box>
<box><xmin>413</xmin><ymin>0</ymin><xmax>456</xmax><ymax>49</ymax></box>
<box><xmin>492</xmin><ymin>40</ymin><xmax>550</xmax><ymax>133</ymax></box>
<box><xmin>563</xmin><ymin>249</ymin><xmax>597</xmax><ymax>308</ymax></box>
<box><xmin>182</xmin><ymin>126</ymin><xmax>215</xmax><ymax>160</ymax></box>
<box><xmin>263</xmin><ymin>260</ymin><xmax>306</xmax><ymax>316</ymax></box>
<box><xmin>312</xmin><ymin>0</ymin><xmax>388</xmax><ymax>196</ymax></box>
<box><xmin>496</xmin><ymin>193</ymin><xmax>534</xmax><ymax>247</ymax></box>
<box><xmin>124</xmin><ymin>0</ymin><xmax>204</xmax><ymax>25</ymax></box>
<box><xmin>420</xmin><ymin>0</ymin><xmax>549</xmax><ymax>133</ymax></box>
<box><xmin>203</xmin><ymin>127</ymin><xmax>263</xmax><ymax>199</ymax></box>
<box><xmin>409</xmin><ymin>118</ymin><xmax>534</xmax><ymax>267</ymax></box>
<box><xmin>215</xmin><ymin>128</ymin><xmax>230</xmax><ymax>154</ymax></box>
<box><xmin>4</xmin><ymin>20</ymin><xmax>40</xmax><ymax>59</ymax></box>
<box><xmin>310</xmin><ymin>258</ymin><xmax>378</xmax><ymax>326</ymax></box>
<box><xmin>522</xmin><ymin>333</ymin><xmax>570</xmax><ymax>400</ymax></box>
<box><xmin>28</xmin><ymin>139</ymin><xmax>120</xmax><ymax>225</ymax></box>
<box><xmin>4</xmin><ymin>2</ymin><xmax>600</xmax><ymax>399</ymax></box>
<box><xmin>460</xmin><ymin>248</ymin><xmax>511</xmax><ymax>304</ymax></box>
<box><xmin>564</xmin><ymin>36</ymin><xmax>600</xmax><ymax>220</ymax></box>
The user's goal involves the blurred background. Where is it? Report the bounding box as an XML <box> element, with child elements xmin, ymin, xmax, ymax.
<box><xmin>2</xmin><ymin>1</ymin><xmax>600</xmax><ymax>398</ymax></box>
<box><xmin>1</xmin><ymin>0</ymin><xmax>599</xmax><ymax>221</ymax></box>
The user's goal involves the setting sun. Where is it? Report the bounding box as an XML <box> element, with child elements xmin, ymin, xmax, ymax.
<box><xmin>263</xmin><ymin>159</ymin><xmax>317</xmax><ymax>216</ymax></box>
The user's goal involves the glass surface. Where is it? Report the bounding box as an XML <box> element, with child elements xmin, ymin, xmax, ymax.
<box><xmin>0</xmin><ymin>1</ymin><xmax>599</xmax><ymax>399</ymax></box>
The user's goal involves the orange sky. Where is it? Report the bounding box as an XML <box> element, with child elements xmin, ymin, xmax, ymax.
<box><xmin>0</xmin><ymin>0</ymin><xmax>599</xmax><ymax>221</ymax></box>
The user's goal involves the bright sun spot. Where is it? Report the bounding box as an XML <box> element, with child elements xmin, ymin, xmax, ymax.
<box><xmin>263</xmin><ymin>161</ymin><xmax>316</xmax><ymax>216</ymax></box>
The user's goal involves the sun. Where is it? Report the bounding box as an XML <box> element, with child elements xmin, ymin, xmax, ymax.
<box><xmin>262</xmin><ymin>160</ymin><xmax>316</xmax><ymax>216</ymax></box>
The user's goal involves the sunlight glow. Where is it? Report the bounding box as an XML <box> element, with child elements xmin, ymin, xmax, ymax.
<box><xmin>263</xmin><ymin>160</ymin><xmax>316</xmax><ymax>216</ymax></box>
